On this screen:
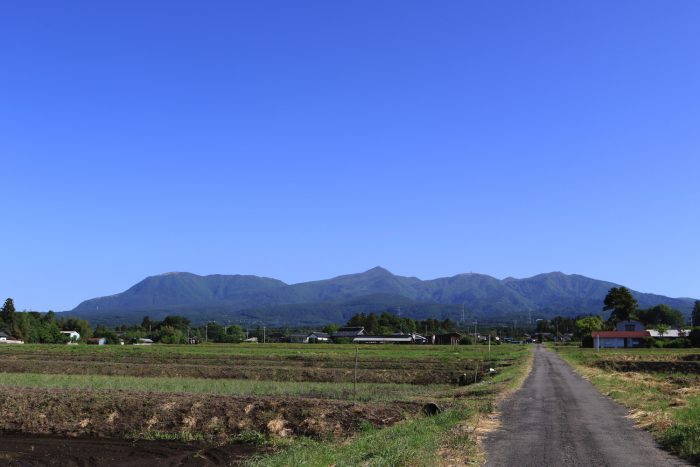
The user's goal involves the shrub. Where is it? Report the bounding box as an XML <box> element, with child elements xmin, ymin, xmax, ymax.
<box><xmin>663</xmin><ymin>338</ymin><xmax>690</xmax><ymax>348</ymax></box>
<box><xmin>689</xmin><ymin>327</ymin><xmax>700</xmax><ymax>348</ymax></box>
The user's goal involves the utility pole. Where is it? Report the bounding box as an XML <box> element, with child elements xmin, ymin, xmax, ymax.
<box><xmin>263</xmin><ymin>326</ymin><xmax>266</xmax><ymax>344</ymax></box>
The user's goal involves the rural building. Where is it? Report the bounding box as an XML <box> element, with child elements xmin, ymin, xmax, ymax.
<box><xmin>0</xmin><ymin>331</ymin><xmax>24</xmax><ymax>344</ymax></box>
<box><xmin>434</xmin><ymin>332</ymin><xmax>461</xmax><ymax>345</ymax></box>
<box><xmin>352</xmin><ymin>333</ymin><xmax>428</xmax><ymax>344</ymax></box>
<box><xmin>646</xmin><ymin>329</ymin><xmax>691</xmax><ymax>338</ymax></box>
<box><xmin>306</xmin><ymin>332</ymin><xmax>330</xmax><ymax>343</ymax></box>
<box><xmin>266</xmin><ymin>332</ymin><xmax>286</xmax><ymax>343</ymax></box>
<box><xmin>332</xmin><ymin>327</ymin><xmax>367</xmax><ymax>341</ymax></box>
<box><xmin>60</xmin><ymin>330</ymin><xmax>80</xmax><ymax>341</ymax></box>
<box><xmin>135</xmin><ymin>338</ymin><xmax>154</xmax><ymax>345</ymax></box>
<box><xmin>287</xmin><ymin>334</ymin><xmax>308</xmax><ymax>343</ymax></box>
<box><xmin>87</xmin><ymin>337</ymin><xmax>107</xmax><ymax>345</ymax></box>
<box><xmin>592</xmin><ymin>321</ymin><xmax>649</xmax><ymax>349</ymax></box>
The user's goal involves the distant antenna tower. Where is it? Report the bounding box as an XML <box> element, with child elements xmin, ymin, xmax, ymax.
<box><xmin>528</xmin><ymin>310</ymin><xmax>532</xmax><ymax>325</ymax></box>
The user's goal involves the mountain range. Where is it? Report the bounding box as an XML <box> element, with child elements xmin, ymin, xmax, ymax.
<box><xmin>68</xmin><ymin>267</ymin><xmax>697</xmax><ymax>327</ymax></box>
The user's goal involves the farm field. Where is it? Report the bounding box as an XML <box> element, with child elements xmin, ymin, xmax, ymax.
<box><xmin>550</xmin><ymin>345</ymin><xmax>700</xmax><ymax>464</ymax></box>
<box><xmin>0</xmin><ymin>343</ymin><xmax>532</xmax><ymax>466</ymax></box>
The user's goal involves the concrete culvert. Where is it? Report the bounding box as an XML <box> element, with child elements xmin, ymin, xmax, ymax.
<box><xmin>423</xmin><ymin>403</ymin><xmax>441</xmax><ymax>416</ymax></box>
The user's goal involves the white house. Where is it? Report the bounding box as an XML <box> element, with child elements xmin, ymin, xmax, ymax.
<box><xmin>0</xmin><ymin>331</ymin><xmax>24</xmax><ymax>344</ymax></box>
<box><xmin>60</xmin><ymin>330</ymin><xmax>80</xmax><ymax>342</ymax></box>
<box><xmin>592</xmin><ymin>320</ymin><xmax>649</xmax><ymax>349</ymax></box>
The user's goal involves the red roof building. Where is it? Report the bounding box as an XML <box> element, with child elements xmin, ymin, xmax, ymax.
<box><xmin>591</xmin><ymin>323</ymin><xmax>650</xmax><ymax>349</ymax></box>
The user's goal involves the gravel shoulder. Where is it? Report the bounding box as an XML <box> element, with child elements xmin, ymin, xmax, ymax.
<box><xmin>483</xmin><ymin>345</ymin><xmax>690</xmax><ymax>467</ymax></box>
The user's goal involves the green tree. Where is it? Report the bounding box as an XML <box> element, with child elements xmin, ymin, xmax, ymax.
<box><xmin>157</xmin><ymin>325</ymin><xmax>186</xmax><ymax>344</ymax></box>
<box><xmin>1</xmin><ymin>298</ymin><xmax>17</xmax><ymax>329</ymax></box>
<box><xmin>603</xmin><ymin>287</ymin><xmax>638</xmax><ymax>323</ymax></box>
<box><xmin>159</xmin><ymin>315</ymin><xmax>191</xmax><ymax>332</ymax></box>
<box><xmin>690</xmin><ymin>327</ymin><xmax>700</xmax><ymax>347</ymax></box>
<box><xmin>13</xmin><ymin>312</ymin><xmax>30</xmax><ymax>341</ymax></box>
<box><xmin>653</xmin><ymin>323</ymin><xmax>670</xmax><ymax>338</ymax></box>
<box><xmin>94</xmin><ymin>325</ymin><xmax>120</xmax><ymax>344</ymax></box>
<box><xmin>59</xmin><ymin>317</ymin><xmax>93</xmax><ymax>340</ymax></box>
<box><xmin>366</xmin><ymin>313</ymin><xmax>379</xmax><ymax>334</ymax></box>
<box><xmin>322</xmin><ymin>323</ymin><xmax>340</xmax><ymax>334</ymax></box>
<box><xmin>575</xmin><ymin>316</ymin><xmax>604</xmax><ymax>337</ymax></box>
<box><xmin>221</xmin><ymin>325</ymin><xmax>245</xmax><ymax>343</ymax></box>
<box><xmin>637</xmin><ymin>305</ymin><xmax>685</xmax><ymax>327</ymax></box>
<box><xmin>692</xmin><ymin>300</ymin><xmax>700</xmax><ymax>327</ymax></box>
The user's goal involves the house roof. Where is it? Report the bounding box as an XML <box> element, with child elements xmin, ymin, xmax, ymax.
<box><xmin>308</xmin><ymin>332</ymin><xmax>330</xmax><ymax>338</ymax></box>
<box><xmin>646</xmin><ymin>329</ymin><xmax>691</xmax><ymax>338</ymax></box>
<box><xmin>592</xmin><ymin>331</ymin><xmax>650</xmax><ymax>338</ymax></box>
<box><xmin>0</xmin><ymin>331</ymin><xmax>9</xmax><ymax>338</ymax></box>
<box><xmin>333</xmin><ymin>327</ymin><xmax>366</xmax><ymax>337</ymax></box>
<box><xmin>353</xmin><ymin>335</ymin><xmax>414</xmax><ymax>343</ymax></box>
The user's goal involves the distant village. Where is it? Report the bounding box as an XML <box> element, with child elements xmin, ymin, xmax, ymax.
<box><xmin>2</xmin><ymin>290</ymin><xmax>700</xmax><ymax>348</ymax></box>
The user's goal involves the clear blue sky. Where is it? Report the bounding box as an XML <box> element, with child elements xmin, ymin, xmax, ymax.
<box><xmin>2</xmin><ymin>1</ymin><xmax>699</xmax><ymax>311</ymax></box>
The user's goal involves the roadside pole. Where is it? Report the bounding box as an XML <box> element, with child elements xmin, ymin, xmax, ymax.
<box><xmin>354</xmin><ymin>346</ymin><xmax>359</xmax><ymax>402</ymax></box>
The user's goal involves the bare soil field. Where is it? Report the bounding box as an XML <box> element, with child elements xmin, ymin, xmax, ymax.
<box><xmin>0</xmin><ymin>347</ymin><xmax>510</xmax><ymax>384</ymax></box>
<box><xmin>0</xmin><ymin>387</ymin><xmax>419</xmax><ymax>440</ymax></box>
<box><xmin>0</xmin><ymin>433</ymin><xmax>262</xmax><ymax>466</ymax></box>
<box><xmin>0</xmin><ymin>358</ymin><xmax>480</xmax><ymax>384</ymax></box>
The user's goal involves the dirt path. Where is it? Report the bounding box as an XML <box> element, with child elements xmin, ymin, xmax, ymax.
<box><xmin>483</xmin><ymin>345</ymin><xmax>689</xmax><ymax>467</ymax></box>
<box><xmin>0</xmin><ymin>434</ymin><xmax>262</xmax><ymax>466</ymax></box>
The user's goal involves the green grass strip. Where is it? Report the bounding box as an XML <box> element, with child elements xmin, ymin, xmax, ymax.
<box><xmin>0</xmin><ymin>372</ymin><xmax>450</xmax><ymax>402</ymax></box>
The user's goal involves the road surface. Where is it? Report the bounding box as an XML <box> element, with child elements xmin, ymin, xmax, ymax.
<box><xmin>483</xmin><ymin>345</ymin><xmax>689</xmax><ymax>466</ymax></box>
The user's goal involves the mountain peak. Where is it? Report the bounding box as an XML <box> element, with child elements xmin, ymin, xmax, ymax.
<box><xmin>363</xmin><ymin>266</ymin><xmax>393</xmax><ymax>276</ymax></box>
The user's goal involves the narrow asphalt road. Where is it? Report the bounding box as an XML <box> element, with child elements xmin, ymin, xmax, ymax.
<box><xmin>483</xmin><ymin>345</ymin><xmax>689</xmax><ymax>466</ymax></box>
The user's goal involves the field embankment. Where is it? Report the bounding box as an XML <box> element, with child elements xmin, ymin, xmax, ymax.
<box><xmin>551</xmin><ymin>345</ymin><xmax>700</xmax><ymax>464</ymax></box>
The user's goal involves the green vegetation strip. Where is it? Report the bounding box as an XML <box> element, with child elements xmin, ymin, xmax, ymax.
<box><xmin>248</xmin><ymin>406</ymin><xmax>479</xmax><ymax>467</ymax></box>
<box><xmin>0</xmin><ymin>372</ymin><xmax>452</xmax><ymax>402</ymax></box>
<box><xmin>0</xmin><ymin>343</ymin><xmax>523</xmax><ymax>362</ymax></box>
<box><xmin>551</xmin><ymin>345</ymin><xmax>700</xmax><ymax>463</ymax></box>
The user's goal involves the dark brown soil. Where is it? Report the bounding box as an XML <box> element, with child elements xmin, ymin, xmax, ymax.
<box><xmin>0</xmin><ymin>433</ymin><xmax>263</xmax><ymax>466</ymax></box>
<box><xmin>0</xmin><ymin>387</ymin><xmax>420</xmax><ymax>441</ymax></box>
<box><xmin>0</xmin><ymin>359</ymin><xmax>485</xmax><ymax>384</ymax></box>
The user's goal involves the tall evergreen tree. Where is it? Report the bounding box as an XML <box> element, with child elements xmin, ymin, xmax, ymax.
<box><xmin>603</xmin><ymin>287</ymin><xmax>638</xmax><ymax>323</ymax></box>
<box><xmin>1</xmin><ymin>298</ymin><xmax>16</xmax><ymax>329</ymax></box>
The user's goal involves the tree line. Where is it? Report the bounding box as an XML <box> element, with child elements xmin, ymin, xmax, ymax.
<box><xmin>340</xmin><ymin>312</ymin><xmax>457</xmax><ymax>336</ymax></box>
<box><xmin>0</xmin><ymin>298</ymin><xmax>95</xmax><ymax>343</ymax></box>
